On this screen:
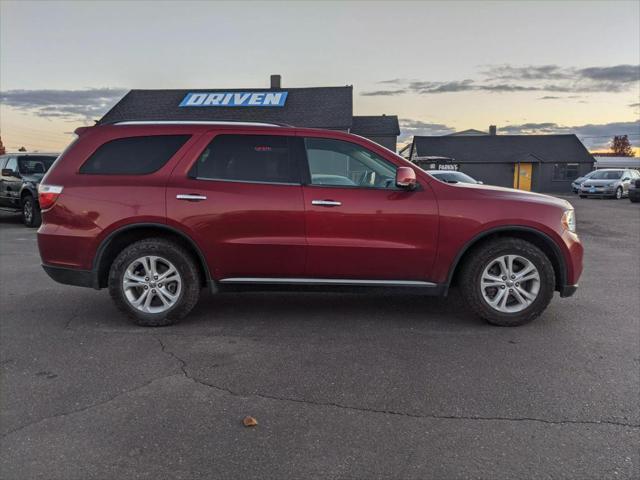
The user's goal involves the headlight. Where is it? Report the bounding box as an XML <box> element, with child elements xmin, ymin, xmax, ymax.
<box><xmin>562</xmin><ymin>209</ymin><xmax>576</xmax><ymax>233</ymax></box>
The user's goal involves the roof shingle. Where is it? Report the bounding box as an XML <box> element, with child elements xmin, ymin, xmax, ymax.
<box><xmin>99</xmin><ymin>87</ymin><xmax>353</xmax><ymax>130</ymax></box>
<box><xmin>350</xmin><ymin>115</ymin><xmax>400</xmax><ymax>136</ymax></box>
<box><xmin>414</xmin><ymin>134</ymin><xmax>594</xmax><ymax>164</ymax></box>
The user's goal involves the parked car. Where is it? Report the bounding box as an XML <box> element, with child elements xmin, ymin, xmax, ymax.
<box><xmin>37</xmin><ymin>122</ymin><xmax>583</xmax><ymax>327</ymax></box>
<box><xmin>571</xmin><ymin>170</ymin><xmax>597</xmax><ymax>193</ymax></box>
<box><xmin>629</xmin><ymin>178</ymin><xmax>640</xmax><ymax>203</ymax></box>
<box><xmin>579</xmin><ymin>169</ymin><xmax>639</xmax><ymax>199</ymax></box>
<box><xmin>425</xmin><ymin>170</ymin><xmax>483</xmax><ymax>185</ymax></box>
<box><xmin>0</xmin><ymin>153</ymin><xmax>59</xmax><ymax>227</ymax></box>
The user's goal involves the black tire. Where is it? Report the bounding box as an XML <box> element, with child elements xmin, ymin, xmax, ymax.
<box><xmin>108</xmin><ymin>238</ymin><xmax>201</xmax><ymax>326</ymax></box>
<box><xmin>22</xmin><ymin>194</ymin><xmax>41</xmax><ymax>228</ymax></box>
<box><xmin>460</xmin><ymin>238</ymin><xmax>556</xmax><ymax>327</ymax></box>
<box><xmin>631</xmin><ymin>197</ymin><xmax>639</xmax><ymax>203</ymax></box>
<box><xmin>615</xmin><ymin>187</ymin><xmax>622</xmax><ymax>200</ymax></box>
<box><xmin>579</xmin><ymin>195</ymin><xmax>586</xmax><ymax>199</ymax></box>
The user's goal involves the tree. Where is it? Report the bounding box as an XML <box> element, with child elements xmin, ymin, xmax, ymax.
<box><xmin>18</xmin><ymin>146</ymin><xmax>26</xmax><ymax>152</ymax></box>
<box><xmin>610</xmin><ymin>135</ymin><xmax>633</xmax><ymax>157</ymax></box>
<box><xmin>0</xmin><ymin>136</ymin><xmax>5</xmax><ymax>155</ymax></box>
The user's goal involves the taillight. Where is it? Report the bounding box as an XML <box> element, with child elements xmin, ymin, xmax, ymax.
<box><xmin>38</xmin><ymin>184</ymin><xmax>64</xmax><ymax>210</ymax></box>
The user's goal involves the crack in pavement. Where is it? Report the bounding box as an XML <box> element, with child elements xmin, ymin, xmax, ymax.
<box><xmin>0</xmin><ymin>373</ymin><xmax>182</xmax><ymax>440</ymax></box>
<box><xmin>64</xmin><ymin>305</ymin><xmax>83</xmax><ymax>330</ymax></box>
<box><xmin>3</xmin><ymin>337</ymin><xmax>638</xmax><ymax>441</ymax></box>
<box><xmin>156</xmin><ymin>338</ymin><xmax>640</xmax><ymax>430</ymax></box>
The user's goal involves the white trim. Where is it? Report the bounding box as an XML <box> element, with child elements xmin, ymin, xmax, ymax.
<box><xmin>219</xmin><ymin>278</ymin><xmax>437</xmax><ymax>287</ymax></box>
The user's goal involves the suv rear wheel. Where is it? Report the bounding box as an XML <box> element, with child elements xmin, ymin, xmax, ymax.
<box><xmin>22</xmin><ymin>194</ymin><xmax>41</xmax><ymax>228</ymax></box>
<box><xmin>108</xmin><ymin>238</ymin><xmax>201</xmax><ymax>326</ymax></box>
<box><xmin>460</xmin><ymin>238</ymin><xmax>555</xmax><ymax>326</ymax></box>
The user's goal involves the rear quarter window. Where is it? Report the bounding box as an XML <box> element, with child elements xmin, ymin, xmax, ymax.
<box><xmin>79</xmin><ymin>135</ymin><xmax>190</xmax><ymax>175</ymax></box>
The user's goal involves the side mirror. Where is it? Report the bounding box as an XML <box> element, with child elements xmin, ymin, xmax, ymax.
<box><xmin>2</xmin><ymin>168</ymin><xmax>17</xmax><ymax>177</ymax></box>
<box><xmin>477</xmin><ymin>181</ymin><xmax>484</xmax><ymax>185</ymax></box>
<box><xmin>396</xmin><ymin>167</ymin><xmax>417</xmax><ymax>189</ymax></box>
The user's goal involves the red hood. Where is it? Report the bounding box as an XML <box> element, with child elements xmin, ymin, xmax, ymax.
<box><xmin>447</xmin><ymin>182</ymin><xmax>574</xmax><ymax>210</ymax></box>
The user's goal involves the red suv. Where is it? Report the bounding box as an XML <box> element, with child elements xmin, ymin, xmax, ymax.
<box><xmin>37</xmin><ymin>122</ymin><xmax>583</xmax><ymax>327</ymax></box>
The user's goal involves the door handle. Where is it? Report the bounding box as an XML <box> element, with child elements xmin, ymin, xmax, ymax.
<box><xmin>311</xmin><ymin>199</ymin><xmax>342</xmax><ymax>207</ymax></box>
<box><xmin>176</xmin><ymin>194</ymin><xmax>207</xmax><ymax>201</ymax></box>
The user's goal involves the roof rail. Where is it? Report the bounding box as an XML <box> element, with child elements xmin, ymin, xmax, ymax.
<box><xmin>110</xmin><ymin>120</ymin><xmax>290</xmax><ymax>127</ymax></box>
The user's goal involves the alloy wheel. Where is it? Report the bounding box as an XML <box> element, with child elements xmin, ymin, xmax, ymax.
<box><xmin>23</xmin><ymin>199</ymin><xmax>33</xmax><ymax>224</ymax></box>
<box><xmin>122</xmin><ymin>256</ymin><xmax>182</xmax><ymax>314</ymax></box>
<box><xmin>480</xmin><ymin>254</ymin><xmax>540</xmax><ymax>313</ymax></box>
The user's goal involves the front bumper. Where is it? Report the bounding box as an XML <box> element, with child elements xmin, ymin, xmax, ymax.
<box><xmin>580</xmin><ymin>189</ymin><xmax>616</xmax><ymax>196</ymax></box>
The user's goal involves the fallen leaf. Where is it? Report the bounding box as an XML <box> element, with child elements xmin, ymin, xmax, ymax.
<box><xmin>243</xmin><ymin>416</ymin><xmax>258</xmax><ymax>427</ymax></box>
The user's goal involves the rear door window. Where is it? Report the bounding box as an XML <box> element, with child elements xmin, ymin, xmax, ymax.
<box><xmin>190</xmin><ymin>134</ymin><xmax>299</xmax><ymax>184</ymax></box>
<box><xmin>80</xmin><ymin>135</ymin><xmax>190</xmax><ymax>175</ymax></box>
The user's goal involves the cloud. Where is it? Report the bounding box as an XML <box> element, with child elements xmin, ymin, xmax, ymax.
<box><xmin>479</xmin><ymin>84</ymin><xmax>539</xmax><ymax>92</ymax></box>
<box><xmin>481</xmin><ymin>65</ymin><xmax>571</xmax><ymax>81</ymax></box>
<box><xmin>363</xmin><ymin>64</ymin><xmax>640</xmax><ymax>97</ymax></box>
<box><xmin>630</xmin><ymin>102</ymin><xmax>640</xmax><ymax>108</ymax></box>
<box><xmin>377</xmin><ymin>79</ymin><xmax>405</xmax><ymax>84</ymax></box>
<box><xmin>538</xmin><ymin>95</ymin><xmax>583</xmax><ymax>100</ymax></box>
<box><xmin>360</xmin><ymin>89</ymin><xmax>407</xmax><ymax>96</ymax></box>
<box><xmin>577</xmin><ymin>65</ymin><xmax>639</xmax><ymax>84</ymax></box>
<box><xmin>399</xmin><ymin>119</ymin><xmax>639</xmax><ymax>150</ymax></box>
<box><xmin>407</xmin><ymin>80</ymin><xmax>476</xmax><ymax>94</ymax></box>
<box><xmin>0</xmin><ymin>88</ymin><xmax>128</xmax><ymax>120</ymax></box>
<box><xmin>482</xmin><ymin>64</ymin><xmax>640</xmax><ymax>93</ymax></box>
<box><xmin>498</xmin><ymin>120</ymin><xmax>640</xmax><ymax>149</ymax></box>
<box><xmin>399</xmin><ymin>118</ymin><xmax>456</xmax><ymax>141</ymax></box>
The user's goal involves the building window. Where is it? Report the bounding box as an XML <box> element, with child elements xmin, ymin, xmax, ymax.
<box><xmin>552</xmin><ymin>163</ymin><xmax>579</xmax><ymax>181</ymax></box>
<box><xmin>190</xmin><ymin>135</ymin><xmax>299</xmax><ymax>184</ymax></box>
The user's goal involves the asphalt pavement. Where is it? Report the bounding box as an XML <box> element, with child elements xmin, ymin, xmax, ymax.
<box><xmin>1</xmin><ymin>195</ymin><xmax>639</xmax><ymax>479</ymax></box>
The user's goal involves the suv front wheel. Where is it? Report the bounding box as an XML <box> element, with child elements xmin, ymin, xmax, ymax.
<box><xmin>460</xmin><ymin>238</ymin><xmax>556</xmax><ymax>326</ymax></box>
<box><xmin>108</xmin><ymin>238</ymin><xmax>201</xmax><ymax>326</ymax></box>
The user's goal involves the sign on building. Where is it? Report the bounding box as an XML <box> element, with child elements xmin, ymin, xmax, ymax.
<box><xmin>179</xmin><ymin>91</ymin><xmax>288</xmax><ymax>108</ymax></box>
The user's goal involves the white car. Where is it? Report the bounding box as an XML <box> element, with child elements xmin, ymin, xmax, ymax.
<box><xmin>425</xmin><ymin>170</ymin><xmax>483</xmax><ymax>185</ymax></box>
<box><xmin>579</xmin><ymin>169</ymin><xmax>640</xmax><ymax>199</ymax></box>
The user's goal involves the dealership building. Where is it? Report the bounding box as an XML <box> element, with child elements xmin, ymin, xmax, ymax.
<box><xmin>99</xmin><ymin>75</ymin><xmax>400</xmax><ymax>151</ymax></box>
<box><xmin>401</xmin><ymin>128</ymin><xmax>596</xmax><ymax>193</ymax></box>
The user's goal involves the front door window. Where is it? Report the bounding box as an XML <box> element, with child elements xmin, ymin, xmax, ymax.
<box><xmin>304</xmin><ymin>138</ymin><xmax>396</xmax><ymax>189</ymax></box>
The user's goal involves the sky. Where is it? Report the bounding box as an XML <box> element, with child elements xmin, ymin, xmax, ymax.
<box><xmin>1</xmin><ymin>0</ymin><xmax>639</xmax><ymax>153</ymax></box>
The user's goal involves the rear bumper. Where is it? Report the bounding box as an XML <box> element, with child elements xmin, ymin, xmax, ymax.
<box><xmin>42</xmin><ymin>264</ymin><xmax>97</xmax><ymax>289</ymax></box>
<box><xmin>559</xmin><ymin>284</ymin><xmax>578</xmax><ymax>298</ymax></box>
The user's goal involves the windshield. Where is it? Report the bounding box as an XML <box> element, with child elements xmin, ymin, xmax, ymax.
<box><xmin>590</xmin><ymin>170</ymin><xmax>623</xmax><ymax>180</ymax></box>
<box><xmin>431</xmin><ymin>171</ymin><xmax>477</xmax><ymax>184</ymax></box>
<box><xmin>18</xmin><ymin>156</ymin><xmax>57</xmax><ymax>175</ymax></box>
